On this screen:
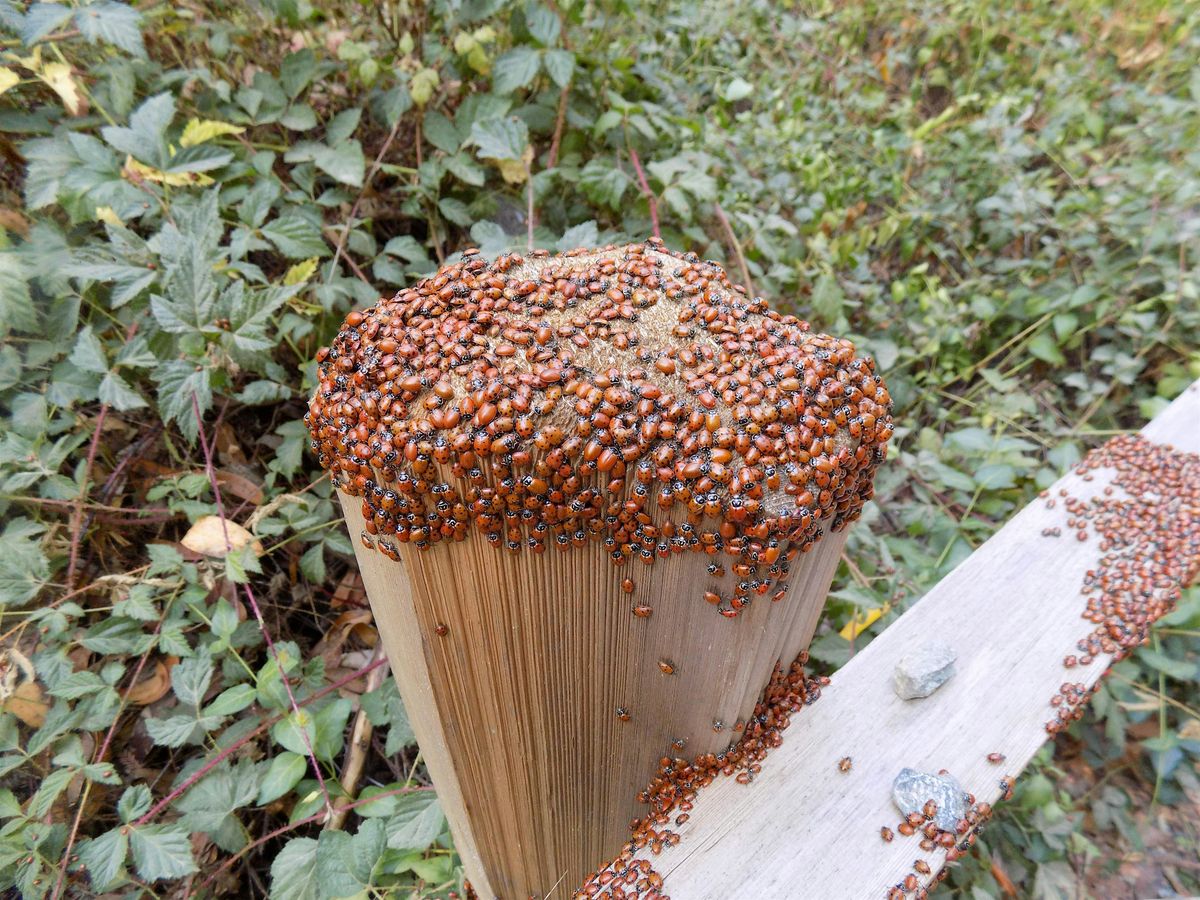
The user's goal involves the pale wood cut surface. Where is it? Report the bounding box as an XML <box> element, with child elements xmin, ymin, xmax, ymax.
<box><xmin>340</xmin><ymin>497</ymin><xmax>846</xmax><ymax>898</ymax></box>
<box><xmin>641</xmin><ymin>381</ymin><xmax>1200</xmax><ymax>900</ymax></box>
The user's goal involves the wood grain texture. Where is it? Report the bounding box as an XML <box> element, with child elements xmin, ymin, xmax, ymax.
<box><xmin>339</xmin><ymin>496</ymin><xmax>847</xmax><ymax>898</ymax></box>
<box><xmin>635</xmin><ymin>380</ymin><xmax>1200</xmax><ymax>900</ymax></box>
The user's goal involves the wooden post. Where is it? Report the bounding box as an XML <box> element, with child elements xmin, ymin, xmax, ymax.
<box><xmin>306</xmin><ymin>242</ymin><xmax>893</xmax><ymax>897</ymax></box>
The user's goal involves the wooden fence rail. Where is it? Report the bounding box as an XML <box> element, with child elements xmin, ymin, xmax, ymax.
<box><xmin>628</xmin><ymin>381</ymin><xmax>1200</xmax><ymax>899</ymax></box>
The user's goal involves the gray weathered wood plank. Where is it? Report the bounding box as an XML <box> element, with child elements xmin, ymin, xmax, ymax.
<box><xmin>642</xmin><ymin>381</ymin><xmax>1200</xmax><ymax>900</ymax></box>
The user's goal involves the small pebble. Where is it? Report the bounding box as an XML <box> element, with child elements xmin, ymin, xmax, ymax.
<box><xmin>892</xmin><ymin>640</ymin><xmax>957</xmax><ymax>700</ymax></box>
<box><xmin>892</xmin><ymin>768</ymin><xmax>969</xmax><ymax>832</ymax></box>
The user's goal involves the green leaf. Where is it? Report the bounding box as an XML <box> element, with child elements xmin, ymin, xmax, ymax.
<box><xmin>204</xmin><ymin>683</ymin><xmax>256</xmax><ymax>717</ymax></box>
<box><xmin>316</xmin><ymin>819</ymin><xmax>386</xmax><ymax>896</ymax></box>
<box><xmin>299</xmin><ymin>542</ymin><xmax>326</xmax><ymax>582</ymax></box>
<box><xmin>74</xmin><ymin>1</ymin><xmax>146</xmax><ymax>58</ymax></box>
<box><xmin>543</xmin><ymin>49</ymin><xmax>574</xmax><ymax>88</ymax></box>
<box><xmin>270</xmin><ymin>837</ymin><xmax>320</xmax><ymax>900</ymax></box>
<box><xmin>1028</xmin><ymin>332</ymin><xmax>1067</xmax><ymax>366</ymax></box>
<box><xmin>261</xmin><ymin>215</ymin><xmax>330</xmax><ymax>259</ymax></box>
<box><xmin>258</xmin><ymin>751</ymin><xmax>307</xmax><ymax>805</ymax></box>
<box><xmin>171</xmin><ymin>652</ymin><xmax>213</xmax><ymax>707</ymax></box>
<box><xmin>312</xmin><ymin>141</ymin><xmax>365</xmax><ymax>187</ymax></box>
<box><xmin>144</xmin><ymin>714</ymin><xmax>202</xmax><ymax>747</ymax></box>
<box><xmin>325</xmin><ymin>108</ymin><xmax>362</xmax><ymax>146</ymax></box>
<box><xmin>385</xmin><ymin>792</ymin><xmax>444</xmax><ymax>852</ymax></box>
<box><xmin>20</xmin><ymin>3</ymin><xmax>73</xmax><ymax>45</ymax></box>
<box><xmin>280</xmin><ymin>48</ymin><xmax>317</xmax><ymax>99</ymax></box>
<box><xmin>556</xmin><ymin>220</ymin><xmax>598</xmax><ymax>251</ymax></box>
<box><xmin>525</xmin><ymin>0</ymin><xmax>560</xmax><ymax>45</ymax></box>
<box><xmin>423</xmin><ymin>110</ymin><xmax>461</xmax><ymax>154</ymax></box>
<box><xmin>272</xmin><ymin>709</ymin><xmax>317</xmax><ymax>756</ymax></box>
<box><xmin>1137</xmin><ymin>647</ymin><xmax>1198</xmax><ymax>681</ymax></box>
<box><xmin>70</xmin><ymin>325</ymin><xmax>108</xmax><ymax>374</ymax></box>
<box><xmin>101</xmin><ymin>91</ymin><xmax>175</xmax><ymax>168</ymax></box>
<box><xmin>129</xmin><ymin>824</ymin><xmax>198</xmax><ymax>881</ymax></box>
<box><xmin>492</xmin><ymin>46</ymin><xmax>541</xmax><ymax>94</ymax></box>
<box><xmin>99</xmin><ymin>371</ymin><xmax>147</xmax><ymax>410</ymax></box>
<box><xmin>118</xmin><ymin>784</ymin><xmax>152</xmax><ymax>823</ymax></box>
<box><xmin>578</xmin><ymin>159</ymin><xmax>631</xmax><ymax>210</ymax></box>
<box><xmin>0</xmin><ymin>251</ymin><xmax>36</xmax><ymax>337</ymax></box>
<box><xmin>78</xmin><ymin>827</ymin><xmax>128</xmax><ymax>891</ymax></box>
<box><xmin>470</xmin><ymin>116</ymin><xmax>530</xmax><ymax>161</ymax></box>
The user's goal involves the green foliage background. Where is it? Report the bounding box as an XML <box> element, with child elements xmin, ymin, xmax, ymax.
<box><xmin>0</xmin><ymin>0</ymin><xmax>1198</xmax><ymax>896</ymax></box>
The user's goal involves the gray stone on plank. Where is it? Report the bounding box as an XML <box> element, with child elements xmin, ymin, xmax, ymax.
<box><xmin>892</xmin><ymin>768</ymin><xmax>968</xmax><ymax>832</ymax></box>
<box><xmin>892</xmin><ymin>640</ymin><xmax>957</xmax><ymax>700</ymax></box>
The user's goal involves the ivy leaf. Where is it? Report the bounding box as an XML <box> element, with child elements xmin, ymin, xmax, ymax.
<box><xmin>261</xmin><ymin>215</ymin><xmax>330</xmax><ymax>259</ymax></box>
<box><xmin>74</xmin><ymin>1</ymin><xmax>146</xmax><ymax>58</ymax></box>
<box><xmin>78</xmin><ymin>827</ymin><xmax>128</xmax><ymax>890</ymax></box>
<box><xmin>492</xmin><ymin>47</ymin><xmax>541</xmax><ymax>94</ymax></box>
<box><xmin>270</xmin><ymin>837</ymin><xmax>319</xmax><ymax>900</ymax></box>
<box><xmin>128</xmin><ymin>824</ymin><xmax>198</xmax><ymax>881</ymax></box>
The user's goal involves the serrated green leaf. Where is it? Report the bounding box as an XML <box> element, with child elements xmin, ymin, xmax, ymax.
<box><xmin>78</xmin><ymin>827</ymin><xmax>128</xmax><ymax>891</ymax></box>
<box><xmin>74</xmin><ymin>1</ymin><xmax>146</xmax><ymax>57</ymax></box>
<box><xmin>270</xmin><ymin>837</ymin><xmax>319</xmax><ymax>900</ymax></box>
<box><xmin>204</xmin><ymin>682</ymin><xmax>256</xmax><ymax>717</ymax></box>
<box><xmin>492</xmin><ymin>46</ymin><xmax>541</xmax><ymax>94</ymax></box>
<box><xmin>384</xmin><ymin>792</ymin><xmax>444</xmax><ymax>852</ymax></box>
<box><xmin>118</xmin><ymin>784</ymin><xmax>152</xmax><ymax>823</ymax></box>
<box><xmin>129</xmin><ymin>824</ymin><xmax>198</xmax><ymax>881</ymax></box>
<box><xmin>543</xmin><ymin>49</ymin><xmax>574</xmax><ymax>88</ymax></box>
<box><xmin>0</xmin><ymin>251</ymin><xmax>36</xmax><ymax>337</ymax></box>
<box><xmin>261</xmin><ymin>215</ymin><xmax>329</xmax><ymax>259</ymax></box>
<box><xmin>470</xmin><ymin>116</ymin><xmax>529</xmax><ymax>161</ymax></box>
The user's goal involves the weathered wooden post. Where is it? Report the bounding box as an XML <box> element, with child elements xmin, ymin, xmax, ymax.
<box><xmin>305</xmin><ymin>241</ymin><xmax>892</xmax><ymax>897</ymax></box>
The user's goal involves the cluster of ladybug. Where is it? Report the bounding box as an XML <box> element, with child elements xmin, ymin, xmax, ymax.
<box><xmin>573</xmin><ymin>653</ymin><xmax>829</xmax><ymax>899</ymax></box>
<box><xmin>305</xmin><ymin>239</ymin><xmax>893</xmax><ymax>618</ymax></box>
<box><xmin>879</xmin><ymin>778</ymin><xmax>1009</xmax><ymax>899</ymax></box>
<box><xmin>1044</xmin><ymin>432</ymin><xmax>1200</xmax><ymax>734</ymax></box>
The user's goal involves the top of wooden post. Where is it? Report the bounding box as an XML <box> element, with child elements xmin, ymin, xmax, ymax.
<box><xmin>305</xmin><ymin>240</ymin><xmax>892</xmax><ymax>614</ymax></box>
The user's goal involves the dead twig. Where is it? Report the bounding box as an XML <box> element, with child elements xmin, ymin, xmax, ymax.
<box><xmin>328</xmin><ymin>643</ymin><xmax>391</xmax><ymax>831</ymax></box>
<box><xmin>65</xmin><ymin>406</ymin><xmax>108</xmax><ymax>590</ymax></box>
<box><xmin>714</xmin><ymin>201</ymin><xmax>755</xmax><ymax>297</ymax></box>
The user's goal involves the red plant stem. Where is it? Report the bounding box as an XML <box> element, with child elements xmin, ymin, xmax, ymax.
<box><xmin>191</xmin><ymin>393</ymin><xmax>335</xmax><ymax>819</ymax></box>
<box><xmin>628</xmin><ymin>147</ymin><xmax>661</xmax><ymax>241</ymax></box>
<box><xmin>133</xmin><ymin>654</ymin><xmax>387</xmax><ymax>828</ymax></box>
<box><xmin>65</xmin><ymin>405</ymin><xmax>109</xmax><ymax>589</ymax></box>
<box><xmin>197</xmin><ymin>784</ymin><xmax>434</xmax><ymax>893</ymax></box>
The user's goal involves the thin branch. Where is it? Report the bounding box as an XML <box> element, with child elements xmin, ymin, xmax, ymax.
<box><xmin>547</xmin><ymin>85</ymin><xmax>570</xmax><ymax>169</ymax></box>
<box><xmin>714</xmin><ymin>201</ymin><xmax>755</xmax><ymax>297</ymax></box>
<box><xmin>628</xmin><ymin>147</ymin><xmax>661</xmax><ymax>241</ymax></box>
<box><xmin>191</xmin><ymin>394</ymin><xmax>335</xmax><ymax>821</ymax></box>
<box><xmin>328</xmin><ymin>118</ymin><xmax>403</xmax><ymax>281</ymax></box>
<box><xmin>65</xmin><ymin>406</ymin><xmax>109</xmax><ymax>589</ymax></box>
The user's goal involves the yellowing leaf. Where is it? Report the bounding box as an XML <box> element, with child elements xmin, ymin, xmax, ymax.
<box><xmin>39</xmin><ymin>62</ymin><xmax>87</xmax><ymax>117</ymax></box>
<box><xmin>180</xmin><ymin>118</ymin><xmax>246</xmax><ymax>148</ymax></box>
<box><xmin>95</xmin><ymin>206</ymin><xmax>124</xmax><ymax>227</ymax></box>
<box><xmin>495</xmin><ymin>144</ymin><xmax>534</xmax><ymax>185</ymax></box>
<box><xmin>4</xmin><ymin>681</ymin><xmax>48</xmax><ymax>728</ymax></box>
<box><xmin>0</xmin><ymin>68</ymin><xmax>19</xmax><ymax>98</ymax></box>
<box><xmin>839</xmin><ymin>602</ymin><xmax>890</xmax><ymax>640</ymax></box>
<box><xmin>283</xmin><ymin>257</ymin><xmax>319</xmax><ymax>286</ymax></box>
<box><xmin>181</xmin><ymin>516</ymin><xmax>264</xmax><ymax>558</ymax></box>
<box><xmin>123</xmin><ymin>157</ymin><xmax>213</xmax><ymax>187</ymax></box>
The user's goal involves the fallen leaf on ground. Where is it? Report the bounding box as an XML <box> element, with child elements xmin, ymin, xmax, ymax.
<box><xmin>182</xmin><ymin>516</ymin><xmax>264</xmax><ymax>557</ymax></box>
